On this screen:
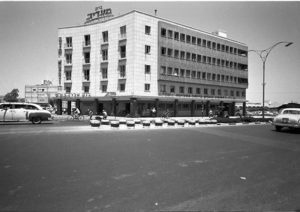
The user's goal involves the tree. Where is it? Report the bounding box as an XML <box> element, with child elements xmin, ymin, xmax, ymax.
<box><xmin>4</xmin><ymin>89</ymin><xmax>19</xmax><ymax>102</ymax></box>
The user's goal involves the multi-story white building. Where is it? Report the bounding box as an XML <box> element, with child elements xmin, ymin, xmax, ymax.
<box><xmin>25</xmin><ymin>80</ymin><xmax>61</xmax><ymax>104</ymax></box>
<box><xmin>56</xmin><ymin>9</ymin><xmax>248</xmax><ymax>117</ymax></box>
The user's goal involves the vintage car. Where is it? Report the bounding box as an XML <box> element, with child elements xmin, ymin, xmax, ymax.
<box><xmin>272</xmin><ymin>108</ymin><xmax>300</xmax><ymax>131</ymax></box>
<box><xmin>0</xmin><ymin>102</ymin><xmax>52</xmax><ymax>124</ymax></box>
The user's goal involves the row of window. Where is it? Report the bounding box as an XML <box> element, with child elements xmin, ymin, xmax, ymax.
<box><xmin>160</xmin><ymin>27</ymin><xmax>247</xmax><ymax>56</ymax></box>
<box><xmin>161</xmin><ymin>47</ymin><xmax>248</xmax><ymax>71</ymax></box>
<box><xmin>160</xmin><ymin>66</ymin><xmax>248</xmax><ymax>84</ymax></box>
<box><xmin>159</xmin><ymin>84</ymin><xmax>245</xmax><ymax>97</ymax></box>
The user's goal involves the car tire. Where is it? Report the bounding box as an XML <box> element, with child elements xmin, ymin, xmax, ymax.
<box><xmin>32</xmin><ymin>117</ymin><xmax>42</xmax><ymax>124</ymax></box>
<box><xmin>275</xmin><ymin>126</ymin><xmax>282</xmax><ymax>132</ymax></box>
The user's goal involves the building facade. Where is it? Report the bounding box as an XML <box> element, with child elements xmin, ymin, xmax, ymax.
<box><xmin>25</xmin><ymin>80</ymin><xmax>61</xmax><ymax>104</ymax></box>
<box><xmin>56</xmin><ymin>10</ymin><xmax>248</xmax><ymax>117</ymax></box>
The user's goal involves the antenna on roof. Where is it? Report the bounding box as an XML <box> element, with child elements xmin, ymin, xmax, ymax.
<box><xmin>154</xmin><ymin>9</ymin><xmax>157</xmax><ymax>16</ymax></box>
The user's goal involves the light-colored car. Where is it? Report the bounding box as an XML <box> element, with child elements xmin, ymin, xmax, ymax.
<box><xmin>0</xmin><ymin>102</ymin><xmax>52</xmax><ymax>124</ymax></box>
<box><xmin>272</xmin><ymin>108</ymin><xmax>300</xmax><ymax>131</ymax></box>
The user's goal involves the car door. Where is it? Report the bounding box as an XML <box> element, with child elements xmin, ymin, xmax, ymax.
<box><xmin>0</xmin><ymin>104</ymin><xmax>13</xmax><ymax>121</ymax></box>
<box><xmin>12</xmin><ymin>104</ymin><xmax>27</xmax><ymax>121</ymax></box>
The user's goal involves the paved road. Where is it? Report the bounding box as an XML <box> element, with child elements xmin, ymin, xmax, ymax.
<box><xmin>0</xmin><ymin>122</ymin><xmax>299</xmax><ymax>211</ymax></box>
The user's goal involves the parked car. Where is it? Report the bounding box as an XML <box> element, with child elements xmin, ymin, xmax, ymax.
<box><xmin>272</xmin><ymin>108</ymin><xmax>300</xmax><ymax>131</ymax></box>
<box><xmin>0</xmin><ymin>102</ymin><xmax>52</xmax><ymax>124</ymax></box>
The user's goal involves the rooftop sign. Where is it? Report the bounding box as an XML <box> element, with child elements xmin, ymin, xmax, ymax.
<box><xmin>85</xmin><ymin>6</ymin><xmax>113</xmax><ymax>24</ymax></box>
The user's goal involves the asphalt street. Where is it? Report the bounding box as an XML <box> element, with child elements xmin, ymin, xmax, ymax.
<box><xmin>0</xmin><ymin>122</ymin><xmax>299</xmax><ymax>211</ymax></box>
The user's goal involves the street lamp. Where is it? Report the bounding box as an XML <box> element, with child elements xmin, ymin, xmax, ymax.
<box><xmin>248</xmin><ymin>41</ymin><xmax>293</xmax><ymax>119</ymax></box>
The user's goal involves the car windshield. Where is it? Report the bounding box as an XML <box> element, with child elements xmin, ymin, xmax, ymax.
<box><xmin>282</xmin><ymin>110</ymin><xmax>300</xmax><ymax>115</ymax></box>
<box><xmin>26</xmin><ymin>104</ymin><xmax>43</xmax><ymax>110</ymax></box>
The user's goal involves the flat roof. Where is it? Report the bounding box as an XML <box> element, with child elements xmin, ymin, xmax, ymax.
<box><xmin>59</xmin><ymin>10</ymin><xmax>247</xmax><ymax>46</ymax></box>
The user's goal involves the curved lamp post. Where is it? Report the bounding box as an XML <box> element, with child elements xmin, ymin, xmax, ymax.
<box><xmin>248</xmin><ymin>41</ymin><xmax>293</xmax><ymax>119</ymax></box>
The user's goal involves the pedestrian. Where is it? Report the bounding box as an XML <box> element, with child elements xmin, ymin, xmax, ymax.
<box><xmin>102</xmin><ymin>109</ymin><xmax>107</xmax><ymax>119</ymax></box>
<box><xmin>88</xmin><ymin>109</ymin><xmax>94</xmax><ymax>119</ymax></box>
<box><xmin>151</xmin><ymin>107</ymin><xmax>156</xmax><ymax>117</ymax></box>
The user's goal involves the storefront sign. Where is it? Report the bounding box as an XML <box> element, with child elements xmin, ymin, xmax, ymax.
<box><xmin>55</xmin><ymin>93</ymin><xmax>91</xmax><ymax>99</ymax></box>
<box><xmin>85</xmin><ymin>6</ymin><xmax>113</xmax><ymax>24</ymax></box>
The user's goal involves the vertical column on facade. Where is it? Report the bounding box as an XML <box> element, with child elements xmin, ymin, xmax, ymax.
<box><xmin>191</xmin><ymin>100</ymin><xmax>195</xmax><ymax>117</ymax></box>
<box><xmin>206</xmin><ymin>101</ymin><xmax>210</xmax><ymax>116</ymax></box>
<box><xmin>112</xmin><ymin>98</ymin><xmax>117</xmax><ymax>116</ymax></box>
<box><xmin>67</xmin><ymin>101</ymin><xmax>72</xmax><ymax>115</ymax></box>
<box><xmin>229</xmin><ymin>102</ymin><xmax>236</xmax><ymax>116</ymax></box>
<box><xmin>130</xmin><ymin>98</ymin><xmax>137</xmax><ymax>117</ymax></box>
<box><xmin>56</xmin><ymin>99</ymin><xmax>62</xmax><ymax>115</ymax></box>
<box><xmin>242</xmin><ymin>102</ymin><xmax>246</xmax><ymax>116</ymax></box>
<box><xmin>155</xmin><ymin>99</ymin><xmax>159</xmax><ymax>117</ymax></box>
<box><xmin>174</xmin><ymin>99</ymin><xmax>178</xmax><ymax>117</ymax></box>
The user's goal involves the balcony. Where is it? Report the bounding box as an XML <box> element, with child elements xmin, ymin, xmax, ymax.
<box><xmin>82</xmin><ymin>58</ymin><xmax>91</xmax><ymax>66</ymax></box>
<box><xmin>64</xmin><ymin>43</ymin><xmax>73</xmax><ymax>49</ymax></box>
<box><xmin>82</xmin><ymin>41</ymin><xmax>91</xmax><ymax>49</ymax></box>
<box><xmin>64</xmin><ymin>60</ymin><xmax>72</xmax><ymax>67</ymax></box>
<box><xmin>118</xmin><ymin>33</ymin><xmax>127</xmax><ymax>41</ymax></box>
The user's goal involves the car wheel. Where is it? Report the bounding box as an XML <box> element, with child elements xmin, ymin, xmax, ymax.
<box><xmin>32</xmin><ymin>117</ymin><xmax>42</xmax><ymax>124</ymax></box>
<box><xmin>275</xmin><ymin>126</ymin><xmax>282</xmax><ymax>132</ymax></box>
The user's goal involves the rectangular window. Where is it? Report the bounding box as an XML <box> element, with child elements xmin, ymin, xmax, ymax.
<box><xmin>186</xmin><ymin>70</ymin><xmax>190</xmax><ymax>78</ymax></box>
<box><xmin>161</xmin><ymin>47</ymin><xmax>166</xmax><ymax>56</ymax></box>
<box><xmin>84</xmin><ymin>34</ymin><xmax>90</xmax><ymax>46</ymax></box>
<box><xmin>191</xmin><ymin>71</ymin><xmax>196</xmax><ymax>78</ymax></box>
<box><xmin>119</xmin><ymin>65</ymin><xmax>126</xmax><ymax>78</ymax></box>
<box><xmin>120</xmin><ymin>83</ymin><xmax>125</xmax><ymax>92</ymax></box>
<box><xmin>192</xmin><ymin>36</ymin><xmax>196</xmax><ymax>45</ymax></box>
<box><xmin>161</xmin><ymin>28</ymin><xmax>166</xmax><ymax>37</ymax></box>
<box><xmin>167</xmin><ymin>67</ymin><xmax>172</xmax><ymax>76</ymax></box>
<box><xmin>196</xmin><ymin>88</ymin><xmax>201</xmax><ymax>94</ymax></box>
<box><xmin>174</xmin><ymin>68</ymin><xmax>179</xmax><ymax>76</ymax></box>
<box><xmin>174</xmin><ymin>32</ymin><xmax>179</xmax><ymax>40</ymax></box>
<box><xmin>186</xmin><ymin>35</ymin><xmax>191</xmax><ymax>43</ymax></box>
<box><xmin>170</xmin><ymin>86</ymin><xmax>175</xmax><ymax>93</ymax></box>
<box><xmin>167</xmin><ymin>48</ymin><xmax>173</xmax><ymax>57</ymax></box>
<box><xmin>180</xmin><ymin>69</ymin><xmax>185</xmax><ymax>77</ymax></box>
<box><xmin>218</xmin><ymin>89</ymin><xmax>222</xmax><ymax>96</ymax></box>
<box><xmin>197</xmin><ymin>54</ymin><xmax>201</xmax><ymax>63</ymax></box>
<box><xmin>179</xmin><ymin>86</ymin><xmax>185</xmax><ymax>94</ymax></box>
<box><xmin>211</xmin><ymin>89</ymin><xmax>215</xmax><ymax>95</ymax></box>
<box><xmin>188</xmin><ymin>87</ymin><xmax>193</xmax><ymax>94</ymax></box>
<box><xmin>66</xmin><ymin>54</ymin><xmax>72</xmax><ymax>64</ymax></box>
<box><xmin>101</xmin><ymin>84</ymin><xmax>107</xmax><ymax>92</ymax></box>
<box><xmin>186</xmin><ymin>52</ymin><xmax>191</xmax><ymax>61</ymax></box>
<box><xmin>65</xmin><ymin>87</ymin><xmax>71</xmax><ymax>93</ymax></box>
<box><xmin>102</xmin><ymin>49</ymin><xmax>108</xmax><ymax>61</ymax></box>
<box><xmin>66</xmin><ymin>37</ymin><xmax>72</xmax><ymax>47</ymax></box>
<box><xmin>202</xmin><ymin>72</ymin><xmax>206</xmax><ymax>80</ymax></box>
<box><xmin>180</xmin><ymin>33</ymin><xmax>185</xmax><ymax>42</ymax></box>
<box><xmin>174</xmin><ymin>50</ymin><xmax>179</xmax><ymax>58</ymax></box>
<box><xmin>161</xmin><ymin>66</ymin><xmax>166</xmax><ymax>75</ymax></box>
<box><xmin>192</xmin><ymin>53</ymin><xmax>196</xmax><ymax>62</ymax></box>
<box><xmin>197</xmin><ymin>71</ymin><xmax>201</xmax><ymax>79</ymax></box>
<box><xmin>204</xmin><ymin>88</ymin><xmax>208</xmax><ymax>95</ymax></box>
<box><xmin>160</xmin><ymin>84</ymin><xmax>166</xmax><ymax>92</ymax></box>
<box><xmin>120</xmin><ymin>45</ymin><xmax>126</xmax><ymax>58</ymax></box>
<box><xmin>167</xmin><ymin>30</ymin><xmax>173</xmax><ymax>39</ymax></box>
<box><xmin>231</xmin><ymin>90</ymin><xmax>234</xmax><ymax>96</ymax></box>
<box><xmin>144</xmin><ymin>84</ymin><xmax>150</xmax><ymax>91</ymax></box>
<box><xmin>101</xmin><ymin>68</ymin><xmax>107</xmax><ymax>79</ymax></box>
<box><xmin>197</xmin><ymin>38</ymin><xmax>201</xmax><ymax>46</ymax></box>
<box><xmin>180</xmin><ymin>51</ymin><xmax>185</xmax><ymax>60</ymax></box>
<box><xmin>145</xmin><ymin>25</ymin><xmax>151</xmax><ymax>35</ymax></box>
<box><xmin>145</xmin><ymin>45</ymin><xmax>151</xmax><ymax>54</ymax></box>
<box><xmin>65</xmin><ymin>71</ymin><xmax>72</xmax><ymax>80</ymax></box>
<box><xmin>120</xmin><ymin>25</ymin><xmax>126</xmax><ymax>35</ymax></box>
<box><xmin>102</xmin><ymin>31</ymin><xmax>108</xmax><ymax>42</ymax></box>
<box><xmin>83</xmin><ymin>69</ymin><xmax>90</xmax><ymax>81</ymax></box>
<box><xmin>84</xmin><ymin>52</ymin><xmax>90</xmax><ymax>63</ymax></box>
<box><xmin>145</xmin><ymin>65</ymin><xmax>151</xmax><ymax>74</ymax></box>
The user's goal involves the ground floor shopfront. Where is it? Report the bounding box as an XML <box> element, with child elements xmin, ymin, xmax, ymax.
<box><xmin>53</xmin><ymin>95</ymin><xmax>246</xmax><ymax>118</ymax></box>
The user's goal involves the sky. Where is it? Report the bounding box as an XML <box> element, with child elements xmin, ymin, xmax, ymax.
<box><xmin>0</xmin><ymin>1</ymin><xmax>299</xmax><ymax>105</ymax></box>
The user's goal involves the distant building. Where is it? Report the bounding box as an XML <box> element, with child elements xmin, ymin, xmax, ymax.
<box><xmin>25</xmin><ymin>80</ymin><xmax>61</xmax><ymax>104</ymax></box>
<box><xmin>56</xmin><ymin>8</ymin><xmax>248</xmax><ymax>116</ymax></box>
